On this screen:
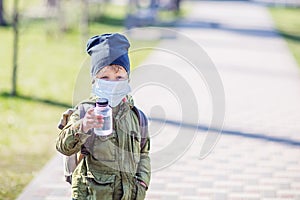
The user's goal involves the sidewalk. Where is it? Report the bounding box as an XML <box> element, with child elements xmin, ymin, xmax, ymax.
<box><xmin>17</xmin><ymin>1</ymin><xmax>300</xmax><ymax>199</ymax></box>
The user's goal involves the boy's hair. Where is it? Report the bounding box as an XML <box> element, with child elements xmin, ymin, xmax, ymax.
<box><xmin>92</xmin><ymin>65</ymin><xmax>128</xmax><ymax>84</ymax></box>
<box><xmin>99</xmin><ymin>65</ymin><xmax>125</xmax><ymax>74</ymax></box>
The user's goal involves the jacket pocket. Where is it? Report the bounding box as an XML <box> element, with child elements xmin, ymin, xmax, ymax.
<box><xmin>135</xmin><ymin>181</ymin><xmax>146</xmax><ymax>200</ymax></box>
<box><xmin>92</xmin><ymin>133</ymin><xmax>116</xmax><ymax>162</ymax></box>
<box><xmin>131</xmin><ymin>131</ymin><xmax>141</xmax><ymax>164</ymax></box>
<box><xmin>86</xmin><ymin>172</ymin><xmax>115</xmax><ymax>200</ymax></box>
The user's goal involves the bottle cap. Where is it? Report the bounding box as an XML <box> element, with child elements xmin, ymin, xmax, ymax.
<box><xmin>96</xmin><ymin>98</ymin><xmax>109</xmax><ymax>106</ymax></box>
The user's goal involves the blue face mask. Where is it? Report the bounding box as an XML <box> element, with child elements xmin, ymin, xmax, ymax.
<box><xmin>92</xmin><ymin>79</ymin><xmax>131</xmax><ymax>107</ymax></box>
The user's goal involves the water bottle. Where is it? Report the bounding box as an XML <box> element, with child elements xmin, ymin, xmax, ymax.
<box><xmin>94</xmin><ymin>98</ymin><xmax>112</xmax><ymax>136</ymax></box>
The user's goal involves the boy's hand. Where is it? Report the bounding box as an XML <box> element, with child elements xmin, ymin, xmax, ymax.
<box><xmin>81</xmin><ymin>108</ymin><xmax>104</xmax><ymax>133</ymax></box>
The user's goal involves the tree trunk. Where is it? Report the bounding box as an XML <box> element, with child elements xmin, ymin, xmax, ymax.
<box><xmin>11</xmin><ymin>0</ymin><xmax>19</xmax><ymax>96</ymax></box>
<box><xmin>0</xmin><ymin>0</ymin><xmax>7</xmax><ymax>26</ymax></box>
<box><xmin>80</xmin><ymin>0</ymin><xmax>89</xmax><ymax>43</ymax></box>
<box><xmin>57</xmin><ymin>1</ymin><xmax>67</xmax><ymax>32</ymax></box>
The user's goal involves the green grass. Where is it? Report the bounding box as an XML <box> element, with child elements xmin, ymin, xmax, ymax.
<box><xmin>0</xmin><ymin>2</ymin><xmax>158</xmax><ymax>199</ymax></box>
<box><xmin>0</xmin><ymin>94</ymin><xmax>63</xmax><ymax>199</ymax></box>
<box><xmin>269</xmin><ymin>7</ymin><xmax>300</xmax><ymax>67</ymax></box>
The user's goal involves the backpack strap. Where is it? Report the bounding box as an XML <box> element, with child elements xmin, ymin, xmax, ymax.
<box><xmin>132</xmin><ymin>106</ymin><xmax>148</xmax><ymax>149</ymax></box>
<box><xmin>57</xmin><ymin>108</ymin><xmax>75</xmax><ymax>130</ymax></box>
<box><xmin>78</xmin><ymin>104</ymin><xmax>86</xmax><ymax>119</ymax></box>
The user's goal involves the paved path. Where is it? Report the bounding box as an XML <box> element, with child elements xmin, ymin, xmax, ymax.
<box><xmin>17</xmin><ymin>1</ymin><xmax>300</xmax><ymax>200</ymax></box>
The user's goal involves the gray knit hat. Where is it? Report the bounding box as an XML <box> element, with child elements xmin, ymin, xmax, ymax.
<box><xmin>86</xmin><ymin>33</ymin><xmax>130</xmax><ymax>77</ymax></box>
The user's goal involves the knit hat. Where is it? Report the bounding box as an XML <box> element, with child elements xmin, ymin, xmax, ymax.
<box><xmin>86</xmin><ymin>33</ymin><xmax>130</xmax><ymax>76</ymax></box>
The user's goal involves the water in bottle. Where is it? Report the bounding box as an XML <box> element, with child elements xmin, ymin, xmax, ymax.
<box><xmin>94</xmin><ymin>98</ymin><xmax>112</xmax><ymax>136</ymax></box>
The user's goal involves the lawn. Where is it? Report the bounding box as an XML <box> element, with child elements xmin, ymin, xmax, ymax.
<box><xmin>269</xmin><ymin>7</ymin><xmax>300</xmax><ymax>67</ymax></box>
<box><xmin>0</xmin><ymin>1</ymin><xmax>157</xmax><ymax>199</ymax></box>
<box><xmin>0</xmin><ymin>94</ymin><xmax>63</xmax><ymax>199</ymax></box>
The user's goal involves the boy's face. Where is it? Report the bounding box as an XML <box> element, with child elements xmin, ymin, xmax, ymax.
<box><xmin>96</xmin><ymin>65</ymin><xmax>128</xmax><ymax>81</ymax></box>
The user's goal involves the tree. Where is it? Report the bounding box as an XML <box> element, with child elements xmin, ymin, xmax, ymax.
<box><xmin>11</xmin><ymin>0</ymin><xmax>19</xmax><ymax>96</ymax></box>
<box><xmin>80</xmin><ymin>0</ymin><xmax>89</xmax><ymax>42</ymax></box>
<box><xmin>0</xmin><ymin>0</ymin><xmax>7</xmax><ymax>26</ymax></box>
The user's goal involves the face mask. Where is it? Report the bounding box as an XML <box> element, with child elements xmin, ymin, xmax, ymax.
<box><xmin>92</xmin><ymin>79</ymin><xmax>131</xmax><ymax>107</ymax></box>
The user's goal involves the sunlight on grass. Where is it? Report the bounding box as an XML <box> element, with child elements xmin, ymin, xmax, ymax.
<box><xmin>269</xmin><ymin>7</ymin><xmax>300</xmax><ymax>67</ymax></box>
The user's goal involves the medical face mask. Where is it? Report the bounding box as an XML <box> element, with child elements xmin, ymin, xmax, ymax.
<box><xmin>92</xmin><ymin>78</ymin><xmax>131</xmax><ymax>107</ymax></box>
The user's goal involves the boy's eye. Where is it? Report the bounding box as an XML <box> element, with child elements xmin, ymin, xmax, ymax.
<box><xmin>98</xmin><ymin>75</ymin><xmax>127</xmax><ymax>81</ymax></box>
<box><xmin>117</xmin><ymin>76</ymin><xmax>125</xmax><ymax>80</ymax></box>
<box><xmin>100</xmin><ymin>76</ymin><xmax>109</xmax><ymax>80</ymax></box>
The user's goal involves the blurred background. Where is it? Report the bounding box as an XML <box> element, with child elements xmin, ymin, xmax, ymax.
<box><xmin>0</xmin><ymin>0</ymin><xmax>299</xmax><ymax>199</ymax></box>
<box><xmin>0</xmin><ymin>0</ymin><xmax>185</xmax><ymax>199</ymax></box>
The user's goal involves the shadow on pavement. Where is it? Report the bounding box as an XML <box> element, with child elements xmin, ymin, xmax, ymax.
<box><xmin>152</xmin><ymin>0</ymin><xmax>278</xmax><ymax>38</ymax></box>
<box><xmin>161</xmin><ymin>19</ymin><xmax>279</xmax><ymax>38</ymax></box>
<box><xmin>4</xmin><ymin>93</ymin><xmax>298</xmax><ymax>147</ymax></box>
<box><xmin>150</xmin><ymin>117</ymin><xmax>300</xmax><ymax>147</ymax></box>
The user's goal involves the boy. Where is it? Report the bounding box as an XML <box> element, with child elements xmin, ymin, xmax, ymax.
<box><xmin>56</xmin><ymin>33</ymin><xmax>151</xmax><ymax>200</ymax></box>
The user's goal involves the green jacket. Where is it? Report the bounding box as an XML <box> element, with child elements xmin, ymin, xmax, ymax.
<box><xmin>56</xmin><ymin>96</ymin><xmax>151</xmax><ymax>200</ymax></box>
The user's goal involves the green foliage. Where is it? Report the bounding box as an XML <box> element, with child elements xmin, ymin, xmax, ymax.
<box><xmin>269</xmin><ymin>7</ymin><xmax>300</xmax><ymax>67</ymax></box>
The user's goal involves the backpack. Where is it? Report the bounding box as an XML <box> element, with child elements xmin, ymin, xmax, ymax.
<box><xmin>57</xmin><ymin>103</ymin><xmax>148</xmax><ymax>184</ymax></box>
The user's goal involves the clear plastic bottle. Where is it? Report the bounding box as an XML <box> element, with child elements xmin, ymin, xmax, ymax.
<box><xmin>94</xmin><ymin>98</ymin><xmax>112</xmax><ymax>136</ymax></box>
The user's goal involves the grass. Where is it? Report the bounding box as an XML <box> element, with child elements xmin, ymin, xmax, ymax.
<box><xmin>269</xmin><ymin>7</ymin><xmax>300</xmax><ymax>67</ymax></box>
<box><xmin>0</xmin><ymin>94</ymin><xmax>63</xmax><ymax>199</ymax></box>
<box><xmin>0</xmin><ymin>1</ymin><xmax>158</xmax><ymax>199</ymax></box>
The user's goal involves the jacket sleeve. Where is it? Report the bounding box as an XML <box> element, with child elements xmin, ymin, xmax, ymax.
<box><xmin>56</xmin><ymin>108</ymin><xmax>91</xmax><ymax>156</ymax></box>
<box><xmin>136</xmin><ymin>127</ymin><xmax>151</xmax><ymax>189</ymax></box>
